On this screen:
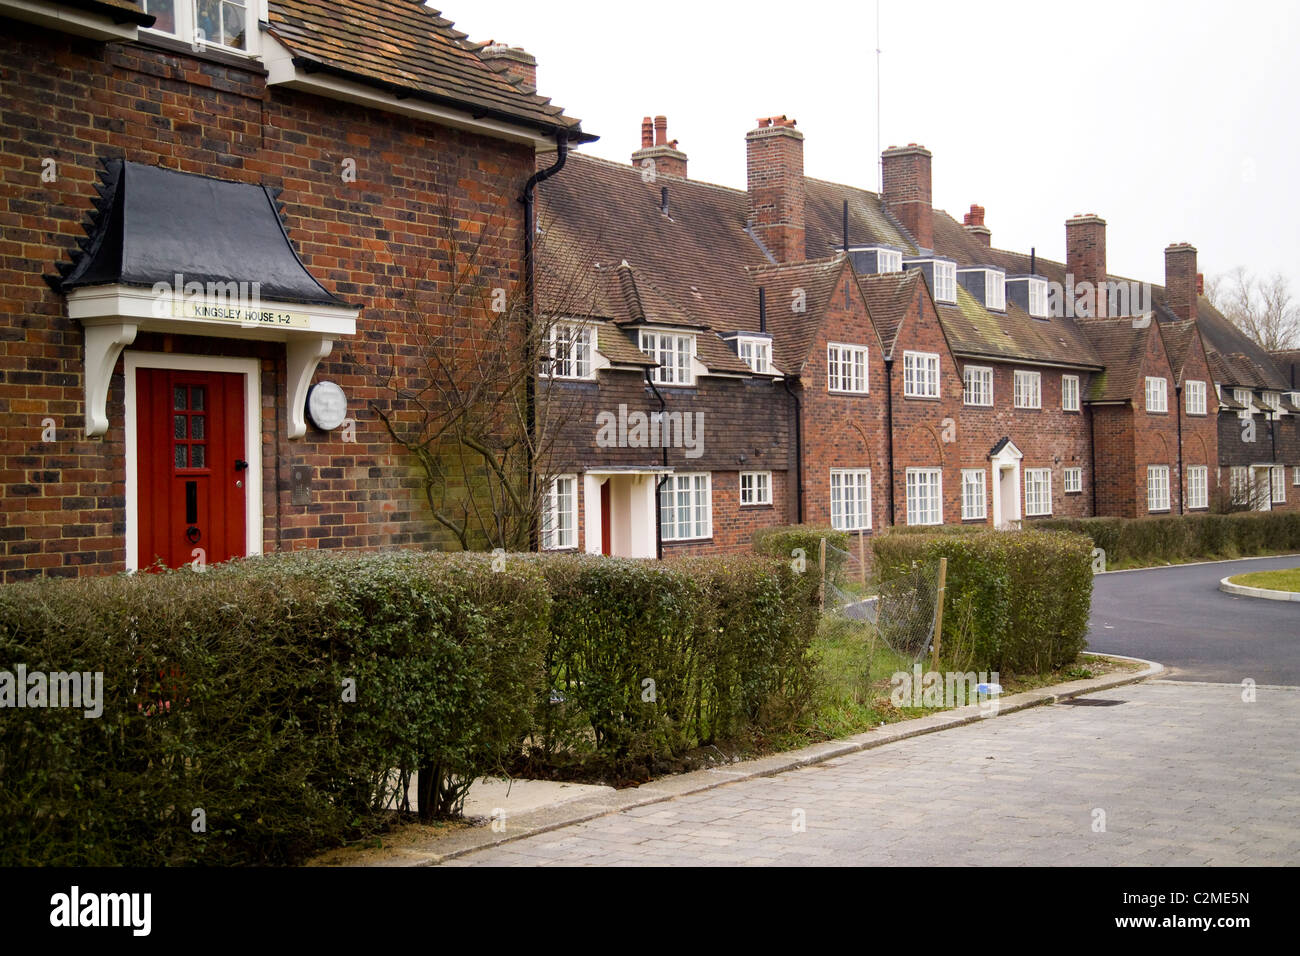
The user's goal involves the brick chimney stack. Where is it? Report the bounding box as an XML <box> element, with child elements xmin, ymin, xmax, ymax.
<box><xmin>881</xmin><ymin>144</ymin><xmax>933</xmax><ymax>250</ymax></box>
<box><xmin>1165</xmin><ymin>243</ymin><xmax>1199</xmax><ymax>322</ymax></box>
<box><xmin>746</xmin><ymin>115</ymin><xmax>805</xmax><ymax>262</ymax></box>
<box><xmin>1066</xmin><ymin>214</ymin><xmax>1108</xmax><ymax>317</ymax></box>
<box><xmin>631</xmin><ymin>114</ymin><xmax>688</xmax><ymax>179</ymax></box>
<box><xmin>479</xmin><ymin>43</ymin><xmax>536</xmax><ymax>94</ymax></box>
<box><xmin>963</xmin><ymin>203</ymin><xmax>991</xmax><ymax>246</ymax></box>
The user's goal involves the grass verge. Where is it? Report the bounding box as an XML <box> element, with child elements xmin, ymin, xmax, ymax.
<box><xmin>1226</xmin><ymin>567</ymin><xmax>1300</xmax><ymax>592</ymax></box>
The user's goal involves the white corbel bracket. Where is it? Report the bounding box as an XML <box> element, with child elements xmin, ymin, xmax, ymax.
<box><xmin>82</xmin><ymin>320</ymin><xmax>139</xmax><ymax>437</ymax></box>
<box><xmin>286</xmin><ymin>335</ymin><xmax>335</xmax><ymax>439</ymax></box>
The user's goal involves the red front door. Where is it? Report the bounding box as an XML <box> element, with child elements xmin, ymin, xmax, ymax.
<box><xmin>600</xmin><ymin>480</ymin><xmax>611</xmax><ymax>556</ymax></box>
<box><xmin>137</xmin><ymin>369</ymin><xmax>247</xmax><ymax>570</ymax></box>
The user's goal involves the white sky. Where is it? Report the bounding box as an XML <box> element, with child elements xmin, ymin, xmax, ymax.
<box><xmin>448</xmin><ymin>0</ymin><xmax>1299</xmax><ymax>285</ymax></box>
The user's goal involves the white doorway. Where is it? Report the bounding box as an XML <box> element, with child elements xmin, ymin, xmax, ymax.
<box><xmin>989</xmin><ymin>438</ymin><xmax>1023</xmax><ymax>530</ymax></box>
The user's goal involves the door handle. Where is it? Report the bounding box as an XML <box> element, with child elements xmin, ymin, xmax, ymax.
<box><xmin>234</xmin><ymin>459</ymin><xmax>249</xmax><ymax>472</ymax></box>
<box><xmin>186</xmin><ymin>526</ymin><xmax>201</xmax><ymax>545</ymax></box>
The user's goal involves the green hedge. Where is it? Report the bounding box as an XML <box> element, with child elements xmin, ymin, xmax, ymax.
<box><xmin>872</xmin><ymin>529</ymin><xmax>1093</xmax><ymax>674</ymax></box>
<box><xmin>1033</xmin><ymin>512</ymin><xmax>1300</xmax><ymax>568</ymax></box>
<box><xmin>752</xmin><ymin>525</ymin><xmax>851</xmax><ymax>580</ymax></box>
<box><xmin>1</xmin><ymin>549</ymin><xmax>818</xmax><ymax>865</ymax></box>
<box><xmin>532</xmin><ymin>554</ymin><xmax>818</xmax><ymax>771</ymax></box>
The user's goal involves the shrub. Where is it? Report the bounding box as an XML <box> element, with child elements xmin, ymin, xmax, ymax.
<box><xmin>872</xmin><ymin>529</ymin><xmax>1093</xmax><ymax>674</ymax></box>
<box><xmin>1034</xmin><ymin>511</ymin><xmax>1300</xmax><ymax>568</ymax></box>
<box><xmin>752</xmin><ymin>525</ymin><xmax>851</xmax><ymax>580</ymax></box>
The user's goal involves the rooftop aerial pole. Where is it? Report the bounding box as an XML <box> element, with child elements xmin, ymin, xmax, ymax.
<box><xmin>876</xmin><ymin>0</ymin><xmax>882</xmax><ymax>192</ymax></box>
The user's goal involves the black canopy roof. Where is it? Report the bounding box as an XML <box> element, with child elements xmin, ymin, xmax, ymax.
<box><xmin>54</xmin><ymin>160</ymin><xmax>348</xmax><ymax>308</ymax></box>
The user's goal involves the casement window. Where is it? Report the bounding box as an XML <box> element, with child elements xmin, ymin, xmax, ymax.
<box><xmin>830</xmin><ymin>469</ymin><xmax>872</xmax><ymax>531</ymax></box>
<box><xmin>986</xmin><ymin>271</ymin><xmax>1006</xmax><ymax>311</ymax></box>
<box><xmin>1187</xmin><ymin>465</ymin><xmax>1208</xmax><ymax>510</ymax></box>
<box><xmin>545</xmin><ymin>322</ymin><xmax>593</xmax><ymax>379</ymax></box>
<box><xmin>542</xmin><ymin>475</ymin><xmax>577</xmax><ymax>550</ymax></box>
<box><xmin>1027</xmin><ymin>278</ymin><xmax>1048</xmax><ymax>318</ymax></box>
<box><xmin>1261</xmin><ymin>391</ymin><xmax>1281</xmax><ymax>417</ymax></box>
<box><xmin>906</xmin><ymin>468</ymin><xmax>943</xmax><ymax>526</ymax></box>
<box><xmin>1061</xmin><ymin>374</ymin><xmax>1080</xmax><ymax>412</ymax></box>
<box><xmin>933</xmin><ymin>261</ymin><xmax>957</xmax><ymax>304</ymax></box>
<box><xmin>641</xmin><ymin>330</ymin><xmax>695</xmax><ymax>386</ymax></box>
<box><xmin>1294</xmin><ymin>466</ymin><xmax>1300</xmax><ymax>487</ymax></box>
<box><xmin>660</xmin><ymin>473</ymin><xmax>711</xmax><ymax>540</ymax></box>
<box><xmin>1233</xmin><ymin>388</ymin><xmax>1253</xmax><ymax>413</ymax></box>
<box><xmin>963</xmin><ymin>365</ymin><xmax>993</xmax><ymax>407</ymax></box>
<box><xmin>827</xmin><ymin>343</ymin><xmax>869</xmax><ymax>393</ymax></box>
<box><xmin>142</xmin><ymin>0</ymin><xmax>258</xmax><ymax>54</ymax></box>
<box><xmin>877</xmin><ymin>249</ymin><xmax>903</xmax><ymax>274</ymax></box>
<box><xmin>961</xmin><ymin>469</ymin><xmax>987</xmax><ymax>520</ymax></box>
<box><xmin>1014</xmin><ymin>370</ymin><xmax>1041</xmax><ymax>409</ymax></box>
<box><xmin>1147</xmin><ymin>465</ymin><xmax>1171</xmax><ymax>512</ymax></box>
<box><xmin>1230</xmin><ymin>466</ymin><xmax>1250</xmax><ymax>504</ymax></box>
<box><xmin>739</xmin><ymin>471</ymin><xmax>772</xmax><ymax>506</ymax></box>
<box><xmin>1185</xmin><ymin>380</ymin><xmax>1207</xmax><ymax>415</ymax></box>
<box><xmin>1272</xmin><ymin>465</ymin><xmax>1286</xmax><ymax>504</ymax></box>
<box><xmin>1145</xmin><ymin>377</ymin><xmax>1168</xmax><ymax>413</ymax></box>
<box><xmin>903</xmin><ymin>351</ymin><xmax>941</xmax><ymax>398</ymax></box>
<box><xmin>736</xmin><ymin>336</ymin><xmax>772</xmax><ymax>375</ymax></box>
<box><xmin>1024</xmin><ymin>468</ymin><xmax>1052</xmax><ymax>516</ymax></box>
<box><xmin>1063</xmin><ymin>467</ymin><xmax>1082</xmax><ymax>494</ymax></box>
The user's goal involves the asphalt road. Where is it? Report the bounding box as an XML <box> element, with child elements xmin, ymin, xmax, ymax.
<box><xmin>1088</xmin><ymin>555</ymin><xmax>1300</xmax><ymax>685</ymax></box>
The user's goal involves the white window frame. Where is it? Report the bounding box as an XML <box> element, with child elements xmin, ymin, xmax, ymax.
<box><xmin>141</xmin><ymin>0</ymin><xmax>261</xmax><ymax>55</ymax></box>
<box><xmin>1027</xmin><ymin>277</ymin><xmax>1048</xmax><ymax>318</ymax></box>
<box><xmin>640</xmin><ymin>330</ymin><xmax>696</xmax><ymax>387</ymax></box>
<box><xmin>905</xmin><ymin>468</ymin><xmax>943</xmax><ymax>526</ymax></box>
<box><xmin>986</xmin><ymin>270</ymin><xmax>1006</xmax><ymax>311</ymax></box>
<box><xmin>1234</xmin><ymin>388</ymin><xmax>1254</xmax><ymax>418</ymax></box>
<box><xmin>1294</xmin><ymin>466</ymin><xmax>1300</xmax><ymax>488</ymax></box>
<box><xmin>1061</xmin><ymin>374</ymin><xmax>1080</xmax><ymax>412</ymax></box>
<box><xmin>544</xmin><ymin>321</ymin><xmax>594</xmax><ymax>380</ymax></box>
<box><xmin>739</xmin><ymin>471</ymin><xmax>772</xmax><ymax>507</ymax></box>
<box><xmin>1261</xmin><ymin>391</ymin><xmax>1281</xmax><ymax>418</ymax></box>
<box><xmin>1187</xmin><ymin>465</ymin><xmax>1208</xmax><ymax>510</ymax></box>
<box><xmin>1230</xmin><ymin>466</ymin><xmax>1250</xmax><ymax>504</ymax></box>
<box><xmin>960</xmin><ymin>468</ymin><xmax>986</xmax><ymax>520</ymax></box>
<box><xmin>1024</xmin><ymin>467</ymin><xmax>1052</xmax><ymax>517</ymax></box>
<box><xmin>1014</xmin><ymin>370</ymin><xmax>1041</xmax><ymax>409</ymax></box>
<box><xmin>933</xmin><ymin>261</ymin><xmax>957</xmax><ymax>304</ymax></box>
<box><xmin>542</xmin><ymin>475</ymin><xmax>578</xmax><ymax>550</ymax></box>
<box><xmin>877</xmin><ymin>249</ymin><xmax>903</xmax><ymax>274</ymax></box>
<box><xmin>826</xmin><ymin>343</ymin><xmax>869</xmax><ymax>394</ymax></box>
<box><xmin>1147</xmin><ymin>465</ymin><xmax>1170</xmax><ymax>512</ymax></box>
<box><xmin>1145</xmin><ymin>377</ymin><xmax>1168</xmax><ymax>414</ymax></box>
<box><xmin>830</xmin><ymin>469</ymin><xmax>872</xmax><ymax>531</ymax></box>
<box><xmin>1063</xmin><ymin>467</ymin><xmax>1082</xmax><ymax>494</ymax></box>
<box><xmin>1271</xmin><ymin>465</ymin><xmax>1286</xmax><ymax>504</ymax></box>
<box><xmin>1185</xmin><ymin>380</ymin><xmax>1207</xmax><ymax>415</ymax></box>
<box><xmin>736</xmin><ymin>336</ymin><xmax>772</xmax><ymax>375</ymax></box>
<box><xmin>963</xmin><ymin>365</ymin><xmax>993</xmax><ymax>407</ymax></box>
<box><xmin>660</xmin><ymin>473</ymin><xmax>712</xmax><ymax>541</ymax></box>
<box><xmin>903</xmin><ymin>351</ymin><xmax>941</xmax><ymax>398</ymax></box>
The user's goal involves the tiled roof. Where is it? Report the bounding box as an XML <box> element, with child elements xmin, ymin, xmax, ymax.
<box><xmin>856</xmin><ymin>269</ymin><xmax>920</xmax><ymax>358</ymax></box>
<box><xmin>1155</xmin><ymin>314</ymin><xmax>1198</xmax><ymax>385</ymax></box>
<box><xmin>1076</xmin><ymin>319</ymin><xmax>1151</xmax><ymax>402</ymax></box>
<box><xmin>804</xmin><ymin>179</ymin><xmax>916</xmax><ymax>257</ymax></box>
<box><xmin>745</xmin><ymin>257</ymin><xmax>855</xmax><ymax>374</ymax></box>
<box><xmin>266</xmin><ymin>1</ymin><xmax>591</xmax><ymax>141</ymax></box>
<box><xmin>1193</xmin><ymin>295</ymin><xmax>1288</xmax><ymax>389</ymax></box>
<box><xmin>1271</xmin><ymin>349</ymin><xmax>1300</xmax><ymax>390</ymax></box>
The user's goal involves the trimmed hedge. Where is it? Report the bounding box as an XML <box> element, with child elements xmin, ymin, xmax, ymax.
<box><xmin>1</xmin><ymin>549</ymin><xmax>818</xmax><ymax>865</ymax></box>
<box><xmin>872</xmin><ymin>529</ymin><xmax>1093</xmax><ymax>674</ymax></box>
<box><xmin>752</xmin><ymin>525</ymin><xmax>851</xmax><ymax>580</ymax></box>
<box><xmin>1033</xmin><ymin>511</ymin><xmax>1300</xmax><ymax>568</ymax></box>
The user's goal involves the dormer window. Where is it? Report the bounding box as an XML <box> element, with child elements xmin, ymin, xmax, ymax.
<box><xmin>640</xmin><ymin>329</ymin><xmax>696</xmax><ymax>386</ymax></box>
<box><xmin>957</xmin><ymin>266</ymin><xmax>1006</xmax><ymax>311</ymax></box>
<box><xmin>1261</xmin><ymin>391</ymin><xmax>1281</xmax><ymax>416</ymax></box>
<box><xmin>736</xmin><ymin>335</ymin><xmax>772</xmax><ymax>375</ymax></box>
<box><xmin>142</xmin><ymin>0</ymin><xmax>261</xmax><ymax>55</ymax></box>
<box><xmin>544</xmin><ymin>321</ymin><xmax>594</xmax><ymax>379</ymax></box>
<box><xmin>1006</xmin><ymin>275</ymin><xmax>1049</xmax><ymax>318</ymax></box>
<box><xmin>848</xmin><ymin>246</ymin><xmax>903</xmax><ymax>275</ymax></box>
<box><xmin>904</xmin><ymin>257</ymin><xmax>957</xmax><ymax>304</ymax></box>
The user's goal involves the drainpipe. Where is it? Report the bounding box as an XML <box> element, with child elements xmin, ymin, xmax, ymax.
<box><xmin>1088</xmin><ymin>405</ymin><xmax>1098</xmax><ymax>516</ymax></box>
<box><xmin>646</xmin><ymin>369</ymin><xmax>668</xmax><ymax>559</ymax></box>
<box><xmin>520</xmin><ymin>132</ymin><xmax>569</xmax><ymax>550</ymax></box>
<box><xmin>1176</xmin><ymin>383</ymin><xmax>1185</xmax><ymax>514</ymax></box>
<box><xmin>782</xmin><ymin>377</ymin><xmax>803</xmax><ymax>523</ymax></box>
<box><xmin>885</xmin><ymin>357</ymin><xmax>895</xmax><ymax>526</ymax></box>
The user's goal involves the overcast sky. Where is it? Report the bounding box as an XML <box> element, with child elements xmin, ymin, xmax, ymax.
<box><xmin>448</xmin><ymin>0</ymin><xmax>1299</xmax><ymax>285</ymax></box>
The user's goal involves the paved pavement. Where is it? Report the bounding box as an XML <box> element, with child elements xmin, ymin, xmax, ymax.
<box><xmin>1089</xmin><ymin>555</ymin><xmax>1300</xmax><ymax>684</ymax></box>
<box><xmin>442</xmin><ymin>680</ymin><xmax>1300</xmax><ymax>866</ymax></box>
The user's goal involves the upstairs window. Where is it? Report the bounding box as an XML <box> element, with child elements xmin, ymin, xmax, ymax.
<box><xmin>1233</xmin><ymin>388</ymin><xmax>1253</xmax><ymax>412</ymax></box>
<box><xmin>1027</xmin><ymin>278</ymin><xmax>1048</xmax><ymax>318</ymax></box>
<box><xmin>1061</xmin><ymin>374</ymin><xmax>1080</xmax><ymax>412</ymax></box>
<box><xmin>1261</xmin><ymin>391</ymin><xmax>1281</xmax><ymax>416</ymax></box>
<box><xmin>986</xmin><ymin>271</ymin><xmax>1006</xmax><ymax>311</ymax></box>
<box><xmin>827</xmin><ymin>343</ymin><xmax>869</xmax><ymax>393</ymax></box>
<box><xmin>1014</xmin><ymin>370</ymin><xmax>1041</xmax><ymax>409</ymax></box>
<box><xmin>903</xmin><ymin>351</ymin><xmax>941</xmax><ymax>398</ymax></box>
<box><xmin>877</xmin><ymin>249</ymin><xmax>903</xmax><ymax>274</ymax></box>
<box><xmin>933</xmin><ymin>261</ymin><xmax>957</xmax><ymax>304</ymax></box>
<box><xmin>641</xmin><ymin>330</ymin><xmax>695</xmax><ymax>386</ymax></box>
<box><xmin>545</xmin><ymin>322</ymin><xmax>593</xmax><ymax>379</ymax></box>
<box><xmin>963</xmin><ymin>365</ymin><xmax>993</xmax><ymax>407</ymax></box>
<box><xmin>1145</xmin><ymin>376</ymin><xmax>1168</xmax><ymax>413</ymax></box>
<box><xmin>143</xmin><ymin>0</ymin><xmax>256</xmax><ymax>54</ymax></box>
<box><xmin>1185</xmin><ymin>380</ymin><xmax>1207</xmax><ymax>415</ymax></box>
<box><xmin>736</xmin><ymin>336</ymin><xmax>772</xmax><ymax>375</ymax></box>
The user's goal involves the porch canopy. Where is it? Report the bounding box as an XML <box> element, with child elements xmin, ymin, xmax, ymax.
<box><xmin>52</xmin><ymin>159</ymin><xmax>358</xmax><ymax>437</ymax></box>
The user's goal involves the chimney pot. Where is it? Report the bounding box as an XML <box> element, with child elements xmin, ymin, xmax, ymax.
<box><xmin>746</xmin><ymin>115</ymin><xmax>805</xmax><ymax>262</ymax></box>
<box><xmin>632</xmin><ymin>114</ymin><xmax>688</xmax><ymax>178</ymax></box>
<box><xmin>640</xmin><ymin>116</ymin><xmax>653</xmax><ymax>148</ymax></box>
<box><xmin>654</xmin><ymin>115</ymin><xmax>667</xmax><ymax>146</ymax></box>
<box><xmin>479</xmin><ymin>43</ymin><xmax>537</xmax><ymax>94</ymax></box>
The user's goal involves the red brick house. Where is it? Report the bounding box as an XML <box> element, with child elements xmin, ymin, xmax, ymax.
<box><xmin>0</xmin><ymin>0</ymin><xmax>592</xmax><ymax>581</ymax></box>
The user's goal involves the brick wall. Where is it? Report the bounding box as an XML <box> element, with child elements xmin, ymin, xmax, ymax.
<box><xmin>881</xmin><ymin>145</ymin><xmax>933</xmax><ymax>251</ymax></box>
<box><xmin>1131</xmin><ymin>325</ymin><xmax>1182</xmax><ymax>515</ymax></box>
<box><xmin>0</xmin><ymin>26</ymin><xmax>533</xmax><ymax>581</ymax></box>
<box><xmin>746</xmin><ymin>121</ymin><xmax>805</xmax><ymax>262</ymax></box>
<box><xmin>1175</xmin><ymin>330</ymin><xmax>1219</xmax><ymax>510</ymax></box>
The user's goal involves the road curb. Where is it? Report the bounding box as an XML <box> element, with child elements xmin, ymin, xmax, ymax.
<box><xmin>1219</xmin><ymin>575</ymin><xmax>1300</xmax><ymax>602</ymax></box>
<box><xmin>327</xmin><ymin>652</ymin><xmax>1163</xmax><ymax>867</ymax></box>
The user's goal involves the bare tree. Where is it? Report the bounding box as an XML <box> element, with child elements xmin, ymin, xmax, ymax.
<box><xmin>1205</xmin><ymin>266</ymin><xmax>1300</xmax><ymax>351</ymax></box>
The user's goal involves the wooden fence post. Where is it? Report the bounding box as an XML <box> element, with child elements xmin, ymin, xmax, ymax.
<box><xmin>931</xmin><ymin>556</ymin><xmax>947</xmax><ymax>670</ymax></box>
<box><xmin>818</xmin><ymin>536</ymin><xmax>827</xmax><ymax>611</ymax></box>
